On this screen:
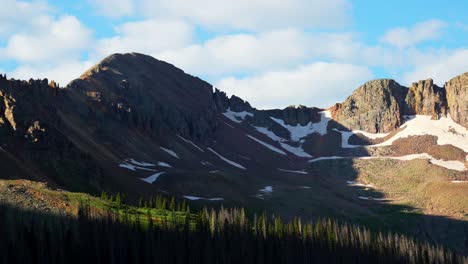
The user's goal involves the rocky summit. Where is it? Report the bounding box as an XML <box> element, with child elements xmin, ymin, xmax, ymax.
<box><xmin>0</xmin><ymin>53</ymin><xmax>467</xmax><ymax>255</ymax></box>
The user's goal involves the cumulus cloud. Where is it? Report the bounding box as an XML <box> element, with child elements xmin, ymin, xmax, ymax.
<box><xmin>403</xmin><ymin>49</ymin><xmax>468</xmax><ymax>85</ymax></box>
<box><xmin>0</xmin><ymin>0</ymin><xmax>50</xmax><ymax>37</ymax></box>
<box><xmin>89</xmin><ymin>0</ymin><xmax>134</xmax><ymax>17</ymax></box>
<box><xmin>93</xmin><ymin>19</ymin><xmax>193</xmax><ymax>59</ymax></box>
<box><xmin>380</xmin><ymin>19</ymin><xmax>447</xmax><ymax>48</ymax></box>
<box><xmin>2</xmin><ymin>15</ymin><xmax>92</xmax><ymax>63</ymax></box>
<box><xmin>216</xmin><ymin>62</ymin><xmax>373</xmax><ymax>109</ymax></box>
<box><xmin>140</xmin><ymin>0</ymin><xmax>351</xmax><ymax>31</ymax></box>
<box><xmin>9</xmin><ymin>60</ymin><xmax>95</xmax><ymax>86</ymax></box>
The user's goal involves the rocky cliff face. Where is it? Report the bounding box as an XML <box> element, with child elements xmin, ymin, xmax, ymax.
<box><xmin>332</xmin><ymin>73</ymin><xmax>467</xmax><ymax>132</ymax></box>
<box><xmin>404</xmin><ymin>79</ymin><xmax>447</xmax><ymax>119</ymax></box>
<box><xmin>332</xmin><ymin>79</ymin><xmax>407</xmax><ymax>133</ymax></box>
<box><xmin>445</xmin><ymin>73</ymin><xmax>468</xmax><ymax>128</ymax></box>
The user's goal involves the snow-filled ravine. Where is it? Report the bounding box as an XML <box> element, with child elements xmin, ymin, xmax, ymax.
<box><xmin>160</xmin><ymin>147</ymin><xmax>180</xmax><ymax>159</ymax></box>
<box><xmin>308</xmin><ymin>153</ymin><xmax>466</xmax><ymax>171</ymax></box>
<box><xmin>246</xmin><ymin>134</ymin><xmax>287</xmax><ymax>155</ymax></box>
<box><xmin>251</xmin><ymin>111</ymin><xmax>331</xmax><ymax>158</ymax></box>
<box><xmin>207</xmin><ymin>148</ymin><xmax>246</xmax><ymax>170</ymax></box>
<box><xmin>223</xmin><ymin>108</ymin><xmax>253</xmax><ymax>123</ymax></box>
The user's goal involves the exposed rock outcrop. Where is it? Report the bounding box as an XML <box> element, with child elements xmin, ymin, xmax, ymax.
<box><xmin>445</xmin><ymin>72</ymin><xmax>468</xmax><ymax>128</ymax></box>
<box><xmin>404</xmin><ymin>79</ymin><xmax>447</xmax><ymax>119</ymax></box>
<box><xmin>332</xmin><ymin>79</ymin><xmax>407</xmax><ymax>133</ymax></box>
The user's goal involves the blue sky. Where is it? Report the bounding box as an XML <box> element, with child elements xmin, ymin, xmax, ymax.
<box><xmin>0</xmin><ymin>0</ymin><xmax>467</xmax><ymax>109</ymax></box>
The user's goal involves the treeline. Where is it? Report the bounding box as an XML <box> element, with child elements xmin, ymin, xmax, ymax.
<box><xmin>0</xmin><ymin>202</ymin><xmax>465</xmax><ymax>264</ymax></box>
<box><xmin>100</xmin><ymin>191</ymin><xmax>191</xmax><ymax>212</ymax></box>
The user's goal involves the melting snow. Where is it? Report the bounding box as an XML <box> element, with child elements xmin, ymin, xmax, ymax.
<box><xmin>201</xmin><ymin>161</ymin><xmax>213</xmax><ymax>166</ymax></box>
<box><xmin>259</xmin><ymin>186</ymin><xmax>273</xmax><ymax>193</ymax></box>
<box><xmin>209</xmin><ymin>170</ymin><xmax>220</xmax><ymax>173</ymax></box>
<box><xmin>223</xmin><ymin>108</ymin><xmax>253</xmax><ymax>123</ymax></box>
<box><xmin>451</xmin><ymin>181</ymin><xmax>468</xmax><ymax>183</ymax></box>
<box><xmin>207</xmin><ymin>147</ymin><xmax>246</xmax><ymax>170</ymax></box>
<box><xmin>358</xmin><ymin>196</ymin><xmax>387</xmax><ymax>201</ymax></box>
<box><xmin>119</xmin><ymin>163</ymin><xmax>156</xmax><ymax>172</ymax></box>
<box><xmin>128</xmin><ymin>159</ymin><xmax>155</xmax><ymax>167</ymax></box>
<box><xmin>140</xmin><ymin>172</ymin><xmax>166</xmax><ymax>184</ymax></box>
<box><xmin>246</xmin><ymin>134</ymin><xmax>287</xmax><ymax>155</ymax></box>
<box><xmin>299</xmin><ymin>186</ymin><xmax>311</xmax><ymax>189</ymax></box>
<box><xmin>279</xmin><ymin>142</ymin><xmax>312</xmax><ymax>158</ymax></box>
<box><xmin>374</xmin><ymin>115</ymin><xmax>468</xmax><ymax>152</ymax></box>
<box><xmin>308</xmin><ymin>154</ymin><xmax>466</xmax><ymax>171</ymax></box>
<box><xmin>177</xmin><ymin>135</ymin><xmax>204</xmax><ymax>152</ymax></box>
<box><xmin>183</xmin><ymin>196</ymin><xmax>224</xmax><ymax>201</ymax></box>
<box><xmin>119</xmin><ymin>163</ymin><xmax>136</xmax><ymax>171</ymax></box>
<box><xmin>270</xmin><ymin>110</ymin><xmax>331</xmax><ymax>141</ymax></box>
<box><xmin>278</xmin><ymin>168</ymin><xmax>308</xmax><ymax>174</ymax></box>
<box><xmin>346</xmin><ymin>181</ymin><xmax>374</xmax><ymax>188</ymax></box>
<box><xmin>160</xmin><ymin>147</ymin><xmax>180</xmax><ymax>159</ymax></box>
<box><xmin>157</xmin><ymin>162</ymin><xmax>172</xmax><ymax>168</ymax></box>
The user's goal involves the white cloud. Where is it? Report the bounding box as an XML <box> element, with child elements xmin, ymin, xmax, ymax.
<box><xmin>93</xmin><ymin>19</ymin><xmax>193</xmax><ymax>59</ymax></box>
<box><xmin>380</xmin><ymin>19</ymin><xmax>447</xmax><ymax>48</ymax></box>
<box><xmin>89</xmin><ymin>0</ymin><xmax>134</xmax><ymax>17</ymax></box>
<box><xmin>140</xmin><ymin>0</ymin><xmax>351</xmax><ymax>31</ymax></box>
<box><xmin>9</xmin><ymin>60</ymin><xmax>95</xmax><ymax>86</ymax></box>
<box><xmin>216</xmin><ymin>62</ymin><xmax>373</xmax><ymax>109</ymax></box>
<box><xmin>0</xmin><ymin>0</ymin><xmax>50</xmax><ymax>37</ymax></box>
<box><xmin>403</xmin><ymin>49</ymin><xmax>468</xmax><ymax>85</ymax></box>
<box><xmin>2</xmin><ymin>15</ymin><xmax>92</xmax><ymax>63</ymax></box>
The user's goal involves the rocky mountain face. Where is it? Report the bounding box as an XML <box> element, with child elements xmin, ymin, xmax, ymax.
<box><xmin>332</xmin><ymin>75</ymin><xmax>467</xmax><ymax>133</ymax></box>
<box><xmin>0</xmin><ymin>53</ymin><xmax>466</xmax><ymax>198</ymax></box>
<box><xmin>445</xmin><ymin>72</ymin><xmax>468</xmax><ymax>128</ymax></box>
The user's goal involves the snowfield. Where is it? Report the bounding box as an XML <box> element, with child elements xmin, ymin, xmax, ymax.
<box><xmin>160</xmin><ymin>147</ymin><xmax>180</xmax><ymax>159</ymax></box>
<box><xmin>223</xmin><ymin>108</ymin><xmax>253</xmax><ymax>123</ymax></box>
<box><xmin>334</xmin><ymin>115</ymin><xmax>468</xmax><ymax>156</ymax></box>
<box><xmin>270</xmin><ymin>110</ymin><xmax>331</xmax><ymax>141</ymax></box>
<box><xmin>207</xmin><ymin>148</ymin><xmax>246</xmax><ymax>170</ymax></box>
<box><xmin>246</xmin><ymin>134</ymin><xmax>287</xmax><ymax>155</ymax></box>
<box><xmin>140</xmin><ymin>172</ymin><xmax>166</xmax><ymax>184</ymax></box>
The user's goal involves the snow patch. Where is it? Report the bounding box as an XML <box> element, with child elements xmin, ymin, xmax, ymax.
<box><xmin>207</xmin><ymin>147</ymin><xmax>246</xmax><ymax>170</ymax></box>
<box><xmin>119</xmin><ymin>163</ymin><xmax>136</xmax><ymax>171</ymax></box>
<box><xmin>279</xmin><ymin>142</ymin><xmax>312</xmax><ymax>158</ymax></box>
<box><xmin>278</xmin><ymin>168</ymin><xmax>308</xmax><ymax>174</ymax></box>
<box><xmin>451</xmin><ymin>181</ymin><xmax>468</xmax><ymax>183</ymax></box>
<box><xmin>299</xmin><ymin>186</ymin><xmax>311</xmax><ymax>189</ymax></box>
<box><xmin>259</xmin><ymin>186</ymin><xmax>273</xmax><ymax>193</ymax></box>
<box><xmin>223</xmin><ymin>108</ymin><xmax>253</xmax><ymax>123</ymax></box>
<box><xmin>270</xmin><ymin>110</ymin><xmax>331</xmax><ymax>141</ymax></box>
<box><xmin>160</xmin><ymin>147</ymin><xmax>180</xmax><ymax>159</ymax></box>
<box><xmin>119</xmin><ymin>163</ymin><xmax>156</xmax><ymax>172</ymax></box>
<box><xmin>253</xmin><ymin>126</ymin><xmax>313</xmax><ymax>158</ymax></box>
<box><xmin>223</xmin><ymin>122</ymin><xmax>234</xmax><ymax>128</ymax></box>
<box><xmin>177</xmin><ymin>135</ymin><xmax>204</xmax><ymax>152</ymax></box>
<box><xmin>183</xmin><ymin>195</ymin><xmax>224</xmax><ymax>201</ymax></box>
<box><xmin>201</xmin><ymin>161</ymin><xmax>213</xmax><ymax>166</ymax></box>
<box><xmin>308</xmin><ymin>156</ymin><xmax>345</xmax><ymax>163</ymax></box>
<box><xmin>140</xmin><ymin>172</ymin><xmax>165</xmax><ymax>184</ymax></box>
<box><xmin>128</xmin><ymin>159</ymin><xmax>155</xmax><ymax>167</ymax></box>
<box><xmin>347</xmin><ymin>181</ymin><xmax>374</xmax><ymax>188</ymax></box>
<box><xmin>246</xmin><ymin>134</ymin><xmax>287</xmax><ymax>155</ymax></box>
<box><xmin>358</xmin><ymin>196</ymin><xmax>387</xmax><ymax>201</ymax></box>
<box><xmin>157</xmin><ymin>162</ymin><xmax>172</xmax><ymax>168</ymax></box>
